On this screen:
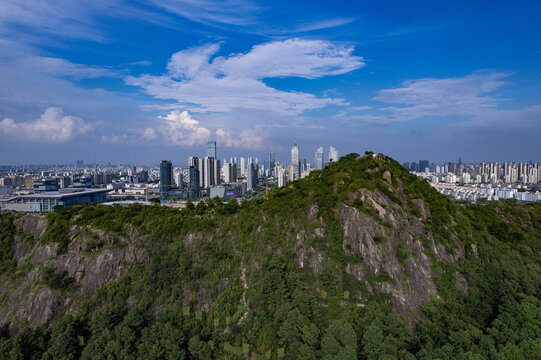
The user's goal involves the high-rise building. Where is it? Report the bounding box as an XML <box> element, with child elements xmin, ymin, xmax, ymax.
<box><xmin>291</xmin><ymin>143</ymin><xmax>300</xmax><ymax>180</ymax></box>
<box><xmin>277</xmin><ymin>167</ymin><xmax>287</xmax><ymax>187</ymax></box>
<box><xmin>269</xmin><ymin>152</ymin><xmax>276</xmax><ymax>176</ymax></box>
<box><xmin>188</xmin><ymin>156</ymin><xmax>199</xmax><ymax>168</ymax></box>
<box><xmin>328</xmin><ymin>146</ymin><xmax>338</xmax><ymax>162</ymax></box>
<box><xmin>240</xmin><ymin>157</ymin><xmax>246</xmax><ymax>176</ymax></box>
<box><xmin>247</xmin><ymin>164</ymin><xmax>258</xmax><ymax>191</ymax></box>
<box><xmin>419</xmin><ymin>160</ymin><xmax>429</xmax><ymax>173</ymax></box>
<box><xmin>174</xmin><ymin>171</ymin><xmax>184</xmax><ymax>188</ymax></box>
<box><xmin>160</xmin><ymin>160</ymin><xmax>173</xmax><ymax>197</ymax></box>
<box><xmin>224</xmin><ymin>163</ymin><xmax>237</xmax><ymax>183</ymax></box>
<box><xmin>188</xmin><ymin>166</ymin><xmax>200</xmax><ymax>198</ymax></box>
<box><xmin>207</xmin><ymin>141</ymin><xmax>217</xmax><ymax>158</ymax></box>
<box><xmin>315</xmin><ymin>147</ymin><xmax>324</xmax><ymax>170</ymax></box>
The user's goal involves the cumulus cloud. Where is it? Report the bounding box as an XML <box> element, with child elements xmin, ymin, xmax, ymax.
<box><xmin>216</xmin><ymin>128</ymin><xmax>264</xmax><ymax>150</ymax></box>
<box><xmin>0</xmin><ymin>107</ymin><xmax>92</xmax><ymax>142</ymax></box>
<box><xmin>141</xmin><ymin>127</ymin><xmax>157</xmax><ymax>140</ymax></box>
<box><xmin>126</xmin><ymin>39</ymin><xmax>364</xmax><ymax>115</ymax></box>
<box><xmin>159</xmin><ymin>110</ymin><xmax>211</xmax><ymax>146</ymax></box>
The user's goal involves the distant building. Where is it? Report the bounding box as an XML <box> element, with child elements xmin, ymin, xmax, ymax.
<box><xmin>188</xmin><ymin>166</ymin><xmax>200</xmax><ymax>198</ymax></box>
<box><xmin>207</xmin><ymin>140</ymin><xmax>217</xmax><ymax>158</ymax></box>
<box><xmin>419</xmin><ymin>160</ymin><xmax>429</xmax><ymax>173</ymax></box>
<box><xmin>247</xmin><ymin>164</ymin><xmax>258</xmax><ymax>191</ymax></box>
<box><xmin>224</xmin><ymin>163</ymin><xmax>237</xmax><ymax>183</ymax></box>
<box><xmin>269</xmin><ymin>152</ymin><xmax>276</xmax><ymax>176</ymax></box>
<box><xmin>34</xmin><ymin>179</ymin><xmax>57</xmax><ymax>192</ymax></box>
<box><xmin>291</xmin><ymin>143</ymin><xmax>300</xmax><ymax>180</ymax></box>
<box><xmin>328</xmin><ymin>146</ymin><xmax>338</xmax><ymax>162</ymax></box>
<box><xmin>277</xmin><ymin>167</ymin><xmax>287</xmax><ymax>187</ymax></box>
<box><xmin>160</xmin><ymin>160</ymin><xmax>173</xmax><ymax>197</ymax></box>
<box><xmin>315</xmin><ymin>147</ymin><xmax>324</xmax><ymax>170</ymax></box>
<box><xmin>1</xmin><ymin>188</ymin><xmax>111</xmax><ymax>213</ymax></box>
<box><xmin>209</xmin><ymin>183</ymin><xmax>246</xmax><ymax>199</ymax></box>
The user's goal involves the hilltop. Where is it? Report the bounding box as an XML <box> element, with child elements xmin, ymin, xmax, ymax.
<box><xmin>0</xmin><ymin>153</ymin><xmax>540</xmax><ymax>359</ymax></box>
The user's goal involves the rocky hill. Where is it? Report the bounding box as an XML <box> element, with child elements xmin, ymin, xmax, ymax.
<box><xmin>0</xmin><ymin>153</ymin><xmax>540</xmax><ymax>359</ymax></box>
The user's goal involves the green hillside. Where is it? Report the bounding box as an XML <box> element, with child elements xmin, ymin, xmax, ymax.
<box><xmin>0</xmin><ymin>153</ymin><xmax>540</xmax><ymax>359</ymax></box>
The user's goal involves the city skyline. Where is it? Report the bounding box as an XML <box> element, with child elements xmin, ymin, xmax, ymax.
<box><xmin>1</xmin><ymin>1</ymin><xmax>540</xmax><ymax>164</ymax></box>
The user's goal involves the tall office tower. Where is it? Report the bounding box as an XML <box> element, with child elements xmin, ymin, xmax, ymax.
<box><xmin>315</xmin><ymin>147</ymin><xmax>324</xmax><ymax>170</ymax></box>
<box><xmin>160</xmin><ymin>160</ymin><xmax>173</xmax><ymax>197</ymax></box>
<box><xmin>328</xmin><ymin>146</ymin><xmax>338</xmax><ymax>162</ymax></box>
<box><xmin>248</xmin><ymin>157</ymin><xmax>253</xmax><ymax>166</ymax></box>
<box><xmin>277</xmin><ymin>167</ymin><xmax>287</xmax><ymax>187</ymax></box>
<box><xmin>419</xmin><ymin>160</ymin><xmax>429</xmax><ymax>173</ymax></box>
<box><xmin>127</xmin><ymin>166</ymin><xmax>136</xmax><ymax>176</ymax></box>
<box><xmin>240</xmin><ymin>157</ymin><xmax>246</xmax><ymax>176</ymax></box>
<box><xmin>255</xmin><ymin>157</ymin><xmax>259</xmax><ymax>164</ymax></box>
<box><xmin>269</xmin><ymin>152</ymin><xmax>276</xmax><ymax>176</ymax></box>
<box><xmin>229</xmin><ymin>157</ymin><xmax>234</xmax><ymax>164</ymax></box>
<box><xmin>200</xmin><ymin>157</ymin><xmax>216</xmax><ymax>188</ymax></box>
<box><xmin>291</xmin><ymin>143</ymin><xmax>300</xmax><ymax>180</ymax></box>
<box><xmin>214</xmin><ymin>158</ymin><xmax>221</xmax><ymax>185</ymax></box>
<box><xmin>247</xmin><ymin>164</ymin><xmax>254</xmax><ymax>191</ymax></box>
<box><xmin>224</xmin><ymin>163</ymin><xmax>237</xmax><ymax>183</ymax></box>
<box><xmin>233</xmin><ymin>157</ymin><xmax>238</xmax><ymax>164</ymax></box>
<box><xmin>174</xmin><ymin>171</ymin><xmax>184</xmax><ymax>188</ymax></box>
<box><xmin>188</xmin><ymin>166</ymin><xmax>200</xmax><ymax>198</ymax></box>
<box><xmin>207</xmin><ymin>141</ymin><xmax>217</xmax><ymax>158</ymax></box>
<box><xmin>188</xmin><ymin>156</ymin><xmax>199</xmax><ymax>168</ymax></box>
<box><xmin>197</xmin><ymin>158</ymin><xmax>205</xmax><ymax>187</ymax></box>
<box><xmin>287</xmin><ymin>163</ymin><xmax>295</xmax><ymax>182</ymax></box>
<box><xmin>246</xmin><ymin>163</ymin><xmax>258</xmax><ymax>191</ymax></box>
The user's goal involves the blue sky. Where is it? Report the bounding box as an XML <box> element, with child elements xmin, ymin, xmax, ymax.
<box><xmin>0</xmin><ymin>0</ymin><xmax>540</xmax><ymax>165</ymax></box>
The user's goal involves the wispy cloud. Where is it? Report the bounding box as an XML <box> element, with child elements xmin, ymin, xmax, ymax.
<box><xmin>126</xmin><ymin>39</ymin><xmax>364</xmax><ymax>115</ymax></box>
<box><xmin>0</xmin><ymin>107</ymin><xmax>93</xmax><ymax>142</ymax></box>
<box><xmin>148</xmin><ymin>0</ymin><xmax>259</xmax><ymax>26</ymax></box>
<box><xmin>339</xmin><ymin>71</ymin><xmax>541</xmax><ymax>130</ymax></box>
<box><xmin>366</xmin><ymin>72</ymin><xmax>511</xmax><ymax>123</ymax></box>
<box><xmin>286</xmin><ymin>17</ymin><xmax>357</xmax><ymax>33</ymax></box>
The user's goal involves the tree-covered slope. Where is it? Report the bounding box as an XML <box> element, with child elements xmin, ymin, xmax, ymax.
<box><xmin>0</xmin><ymin>153</ymin><xmax>540</xmax><ymax>359</ymax></box>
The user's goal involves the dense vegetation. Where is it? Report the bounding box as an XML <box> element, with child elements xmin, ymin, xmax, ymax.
<box><xmin>0</xmin><ymin>154</ymin><xmax>540</xmax><ymax>359</ymax></box>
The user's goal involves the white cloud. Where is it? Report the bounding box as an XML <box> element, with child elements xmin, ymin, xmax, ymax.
<box><xmin>369</xmin><ymin>72</ymin><xmax>511</xmax><ymax>122</ymax></box>
<box><xmin>101</xmin><ymin>134</ymin><xmax>127</xmax><ymax>144</ymax></box>
<box><xmin>141</xmin><ymin>127</ymin><xmax>158</xmax><ymax>140</ymax></box>
<box><xmin>291</xmin><ymin>18</ymin><xmax>356</xmax><ymax>33</ymax></box>
<box><xmin>216</xmin><ymin>128</ymin><xmax>264</xmax><ymax>150</ymax></box>
<box><xmin>126</xmin><ymin>39</ymin><xmax>364</xmax><ymax>115</ymax></box>
<box><xmin>148</xmin><ymin>0</ymin><xmax>258</xmax><ymax>26</ymax></box>
<box><xmin>159</xmin><ymin>110</ymin><xmax>211</xmax><ymax>146</ymax></box>
<box><xmin>0</xmin><ymin>107</ymin><xmax>92</xmax><ymax>142</ymax></box>
<box><xmin>348</xmin><ymin>105</ymin><xmax>372</xmax><ymax>111</ymax></box>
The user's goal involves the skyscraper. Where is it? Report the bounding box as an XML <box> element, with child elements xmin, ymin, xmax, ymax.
<box><xmin>240</xmin><ymin>157</ymin><xmax>246</xmax><ymax>176</ymax></box>
<box><xmin>269</xmin><ymin>152</ymin><xmax>275</xmax><ymax>176</ymax></box>
<box><xmin>291</xmin><ymin>143</ymin><xmax>300</xmax><ymax>180</ymax></box>
<box><xmin>315</xmin><ymin>147</ymin><xmax>324</xmax><ymax>170</ymax></box>
<box><xmin>207</xmin><ymin>141</ymin><xmax>217</xmax><ymax>158</ymax></box>
<box><xmin>328</xmin><ymin>146</ymin><xmax>338</xmax><ymax>162</ymax></box>
<box><xmin>160</xmin><ymin>160</ymin><xmax>173</xmax><ymax>197</ymax></box>
<box><xmin>419</xmin><ymin>160</ymin><xmax>429</xmax><ymax>173</ymax></box>
<box><xmin>188</xmin><ymin>166</ymin><xmax>200</xmax><ymax>198</ymax></box>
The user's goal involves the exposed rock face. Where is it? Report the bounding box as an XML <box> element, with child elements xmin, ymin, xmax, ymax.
<box><xmin>339</xmin><ymin>189</ymin><xmax>439</xmax><ymax>323</ymax></box>
<box><xmin>0</xmin><ymin>218</ymin><xmax>147</xmax><ymax>332</ymax></box>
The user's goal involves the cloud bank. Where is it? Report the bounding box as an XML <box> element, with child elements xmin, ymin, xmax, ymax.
<box><xmin>0</xmin><ymin>107</ymin><xmax>92</xmax><ymax>142</ymax></box>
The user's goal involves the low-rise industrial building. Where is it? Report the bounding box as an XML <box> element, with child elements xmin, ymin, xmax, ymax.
<box><xmin>0</xmin><ymin>188</ymin><xmax>111</xmax><ymax>213</ymax></box>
